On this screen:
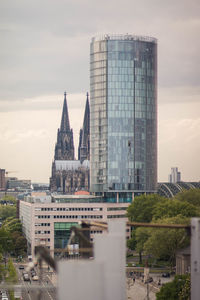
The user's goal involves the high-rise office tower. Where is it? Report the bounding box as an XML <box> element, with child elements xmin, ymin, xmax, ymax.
<box><xmin>168</xmin><ymin>167</ymin><xmax>181</xmax><ymax>183</ymax></box>
<box><xmin>90</xmin><ymin>34</ymin><xmax>157</xmax><ymax>202</ymax></box>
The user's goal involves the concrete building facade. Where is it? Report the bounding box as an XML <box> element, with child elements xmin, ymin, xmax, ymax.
<box><xmin>19</xmin><ymin>195</ymin><xmax>129</xmax><ymax>257</ymax></box>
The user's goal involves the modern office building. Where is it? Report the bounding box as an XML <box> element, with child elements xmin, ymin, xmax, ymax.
<box><xmin>19</xmin><ymin>195</ymin><xmax>129</xmax><ymax>257</ymax></box>
<box><xmin>168</xmin><ymin>167</ymin><xmax>181</xmax><ymax>183</ymax></box>
<box><xmin>6</xmin><ymin>177</ymin><xmax>31</xmax><ymax>191</ymax></box>
<box><xmin>90</xmin><ymin>34</ymin><xmax>157</xmax><ymax>201</ymax></box>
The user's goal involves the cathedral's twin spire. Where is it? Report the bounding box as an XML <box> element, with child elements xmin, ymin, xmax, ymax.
<box><xmin>54</xmin><ymin>92</ymin><xmax>90</xmax><ymax>162</ymax></box>
<box><xmin>79</xmin><ymin>92</ymin><xmax>90</xmax><ymax>162</ymax></box>
<box><xmin>54</xmin><ymin>92</ymin><xmax>74</xmax><ymax>160</ymax></box>
<box><xmin>60</xmin><ymin>91</ymin><xmax>70</xmax><ymax>132</ymax></box>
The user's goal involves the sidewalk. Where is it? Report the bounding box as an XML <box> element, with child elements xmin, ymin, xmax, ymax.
<box><xmin>127</xmin><ymin>279</ymin><xmax>158</xmax><ymax>300</ymax></box>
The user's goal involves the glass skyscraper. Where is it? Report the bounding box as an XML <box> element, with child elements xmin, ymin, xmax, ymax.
<box><xmin>90</xmin><ymin>34</ymin><xmax>157</xmax><ymax>202</ymax></box>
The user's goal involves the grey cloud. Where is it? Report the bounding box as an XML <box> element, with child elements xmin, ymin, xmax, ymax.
<box><xmin>0</xmin><ymin>0</ymin><xmax>199</xmax><ymax>103</ymax></box>
<box><xmin>0</xmin><ymin>93</ymin><xmax>86</xmax><ymax>112</ymax></box>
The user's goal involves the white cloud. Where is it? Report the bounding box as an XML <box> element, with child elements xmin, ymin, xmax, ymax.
<box><xmin>158</xmin><ymin>100</ymin><xmax>200</xmax><ymax>182</ymax></box>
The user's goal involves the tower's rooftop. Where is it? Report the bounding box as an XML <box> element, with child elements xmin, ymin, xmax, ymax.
<box><xmin>91</xmin><ymin>34</ymin><xmax>157</xmax><ymax>44</ymax></box>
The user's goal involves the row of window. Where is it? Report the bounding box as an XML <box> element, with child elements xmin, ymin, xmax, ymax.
<box><xmin>107</xmin><ymin>207</ymin><xmax>127</xmax><ymax>211</ymax></box>
<box><xmin>52</xmin><ymin>215</ymin><xmax>103</xmax><ymax>219</ymax></box>
<box><xmin>35</xmin><ymin>238</ymin><xmax>50</xmax><ymax>242</ymax></box>
<box><xmin>107</xmin><ymin>215</ymin><xmax>126</xmax><ymax>218</ymax></box>
<box><xmin>90</xmin><ymin>230</ymin><xmax>103</xmax><ymax>234</ymax></box>
<box><xmin>35</xmin><ymin>207</ymin><xmax>103</xmax><ymax>212</ymax></box>
<box><xmin>36</xmin><ymin>215</ymin><xmax>50</xmax><ymax>219</ymax></box>
<box><xmin>35</xmin><ymin>223</ymin><xmax>50</xmax><ymax>226</ymax></box>
<box><xmin>35</xmin><ymin>215</ymin><xmax>104</xmax><ymax>219</ymax></box>
<box><xmin>35</xmin><ymin>231</ymin><xmax>50</xmax><ymax>234</ymax></box>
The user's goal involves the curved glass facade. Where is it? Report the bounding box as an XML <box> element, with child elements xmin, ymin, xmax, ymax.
<box><xmin>90</xmin><ymin>35</ymin><xmax>157</xmax><ymax>197</ymax></box>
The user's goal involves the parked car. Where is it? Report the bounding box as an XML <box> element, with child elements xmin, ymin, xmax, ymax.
<box><xmin>1</xmin><ymin>291</ymin><xmax>8</xmax><ymax>300</ymax></box>
<box><xmin>162</xmin><ymin>272</ymin><xmax>170</xmax><ymax>278</ymax></box>
<box><xmin>145</xmin><ymin>277</ymin><xmax>153</xmax><ymax>283</ymax></box>
<box><xmin>32</xmin><ymin>275</ymin><xmax>39</xmax><ymax>281</ymax></box>
<box><xmin>23</xmin><ymin>273</ymin><xmax>30</xmax><ymax>282</ymax></box>
<box><xmin>19</xmin><ymin>265</ymin><xmax>24</xmax><ymax>270</ymax></box>
<box><xmin>31</xmin><ymin>271</ymin><xmax>36</xmax><ymax>277</ymax></box>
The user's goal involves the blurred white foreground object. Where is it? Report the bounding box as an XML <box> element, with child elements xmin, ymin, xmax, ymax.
<box><xmin>58</xmin><ymin>220</ymin><xmax>126</xmax><ymax>300</ymax></box>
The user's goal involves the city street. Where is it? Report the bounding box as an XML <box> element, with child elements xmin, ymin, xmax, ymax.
<box><xmin>16</xmin><ymin>263</ymin><xmax>58</xmax><ymax>300</ymax></box>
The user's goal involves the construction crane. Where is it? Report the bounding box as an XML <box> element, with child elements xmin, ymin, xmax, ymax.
<box><xmin>5</xmin><ymin>171</ymin><xmax>18</xmax><ymax>176</ymax></box>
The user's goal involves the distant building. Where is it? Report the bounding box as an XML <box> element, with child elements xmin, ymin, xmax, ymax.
<box><xmin>0</xmin><ymin>169</ymin><xmax>6</xmax><ymax>191</ymax></box>
<box><xmin>32</xmin><ymin>183</ymin><xmax>49</xmax><ymax>191</ymax></box>
<box><xmin>168</xmin><ymin>167</ymin><xmax>181</xmax><ymax>183</ymax></box>
<box><xmin>24</xmin><ymin>192</ymin><xmax>51</xmax><ymax>204</ymax></box>
<box><xmin>6</xmin><ymin>177</ymin><xmax>31</xmax><ymax>191</ymax></box>
<box><xmin>157</xmin><ymin>181</ymin><xmax>200</xmax><ymax>198</ymax></box>
<box><xmin>50</xmin><ymin>92</ymin><xmax>90</xmax><ymax>193</ymax></box>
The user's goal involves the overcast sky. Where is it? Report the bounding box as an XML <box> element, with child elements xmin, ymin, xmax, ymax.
<box><xmin>0</xmin><ymin>0</ymin><xmax>199</xmax><ymax>183</ymax></box>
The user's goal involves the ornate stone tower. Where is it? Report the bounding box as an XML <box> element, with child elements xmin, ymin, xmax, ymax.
<box><xmin>54</xmin><ymin>92</ymin><xmax>75</xmax><ymax>160</ymax></box>
<box><xmin>78</xmin><ymin>92</ymin><xmax>90</xmax><ymax>163</ymax></box>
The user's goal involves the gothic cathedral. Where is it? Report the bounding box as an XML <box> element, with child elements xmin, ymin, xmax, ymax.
<box><xmin>50</xmin><ymin>92</ymin><xmax>90</xmax><ymax>193</ymax></box>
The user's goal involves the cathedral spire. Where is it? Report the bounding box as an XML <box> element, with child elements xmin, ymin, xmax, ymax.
<box><xmin>81</xmin><ymin>92</ymin><xmax>90</xmax><ymax>146</ymax></box>
<box><xmin>79</xmin><ymin>92</ymin><xmax>90</xmax><ymax>162</ymax></box>
<box><xmin>60</xmin><ymin>91</ymin><xmax>70</xmax><ymax>132</ymax></box>
<box><xmin>54</xmin><ymin>92</ymin><xmax>75</xmax><ymax>160</ymax></box>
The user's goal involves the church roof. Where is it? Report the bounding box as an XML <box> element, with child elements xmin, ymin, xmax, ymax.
<box><xmin>55</xmin><ymin>160</ymin><xmax>90</xmax><ymax>171</ymax></box>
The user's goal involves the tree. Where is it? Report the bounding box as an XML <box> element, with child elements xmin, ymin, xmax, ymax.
<box><xmin>152</xmin><ymin>199</ymin><xmax>200</xmax><ymax>220</ymax></box>
<box><xmin>0</xmin><ymin>206</ymin><xmax>16</xmax><ymax>221</ymax></box>
<box><xmin>175</xmin><ymin>188</ymin><xmax>200</xmax><ymax>207</ymax></box>
<box><xmin>6</xmin><ymin>259</ymin><xmax>18</xmax><ymax>284</ymax></box>
<box><xmin>156</xmin><ymin>274</ymin><xmax>190</xmax><ymax>300</ymax></box>
<box><xmin>3</xmin><ymin>217</ymin><xmax>22</xmax><ymax>233</ymax></box>
<box><xmin>135</xmin><ymin>227</ymin><xmax>150</xmax><ymax>264</ymax></box>
<box><xmin>2</xmin><ymin>218</ymin><xmax>27</xmax><ymax>256</ymax></box>
<box><xmin>127</xmin><ymin>230</ymin><xmax>137</xmax><ymax>250</ymax></box>
<box><xmin>0</xmin><ymin>195</ymin><xmax>17</xmax><ymax>205</ymax></box>
<box><xmin>0</xmin><ymin>254</ymin><xmax>6</xmax><ymax>282</ymax></box>
<box><xmin>127</xmin><ymin>194</ymin><xmax>166</xmax><ymax>223</ymax></box>
<box><xmin>144</xmin><ymin>216</ymin><xmax>190</xmax><ymax>265</ymax></box>
<box><xmin>11</xmin><ymin>231</ymin><xmax>27</xmax><ymax>256</ymax></box>
<box><xmin>0</xmin><ymin>228</ymin><xmax>13</xmax><ymax>254</ymax></box>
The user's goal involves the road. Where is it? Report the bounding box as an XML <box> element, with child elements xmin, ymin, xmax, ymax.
<box><xmin>16</xmin><ymin>263</ymin><xmax>58</xmax><ymax>300</ymax></box>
